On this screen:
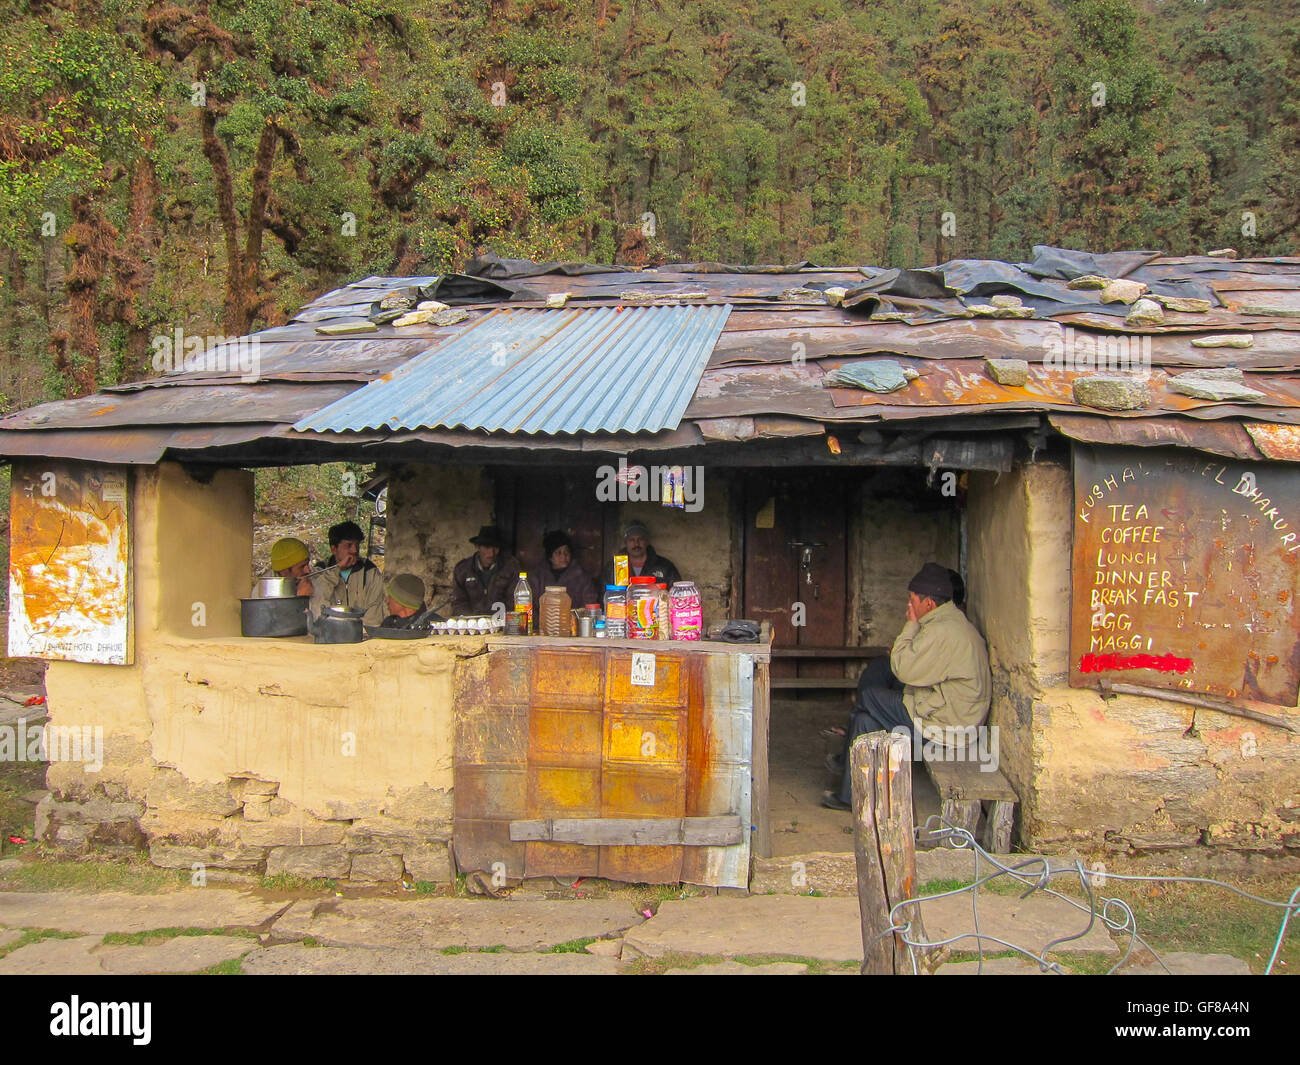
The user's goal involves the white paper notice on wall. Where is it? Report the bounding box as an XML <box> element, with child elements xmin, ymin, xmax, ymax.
<box><xmin>630</xmin><ymin>652</ymin><xmax>656</xmax><ymax>687</ymax></box>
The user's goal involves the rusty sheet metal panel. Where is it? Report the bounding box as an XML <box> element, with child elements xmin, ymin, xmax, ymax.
<box><xmin>455</xmin><ymin>642</ymin><xmax>755</xmax><ymax>887</ymax></box>
<box><xmin>1050</xmin><ymin>414</ymin><xmax>1266</xmax><ymax>462</ymax></box>
<box><xmin>453</xmin><ymin>647</ymin><xmax>531</xmax><ymax>880</ymax></box>
<box><xmin>526</xmin><ymin>647</ymin><xmax>605</xmax><ymax>877</ymax></box>
<box><xmin>600</xmin><ymin>649</ymin><xmax>689</xmax><ymax>884</ymax></box>
<box><xmin>1070</xmin><ymin>445</ymin><xmax>1300</xmax><ymax>706</ymax></box>
<box><xmin>681</xmin><ymin>653</ymin><xmax>753</xmax><ymax>888</ymax></box>
<box><xmin>1245</xmin><ymin>423</ymin><xmax>1300</xmax><ymax>462</ymax></box>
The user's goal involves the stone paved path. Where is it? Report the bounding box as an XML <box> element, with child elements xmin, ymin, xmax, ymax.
<box><xmin>0</xmin><ymin>883</ymin><xmax>1252</xmax><ymax>974</ymax></box>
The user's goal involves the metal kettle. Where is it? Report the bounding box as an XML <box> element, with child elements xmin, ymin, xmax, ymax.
<box><xmin>312</xmin><ymin>606</ymin><xmax>366</xmax><ymax>644</ymax></box>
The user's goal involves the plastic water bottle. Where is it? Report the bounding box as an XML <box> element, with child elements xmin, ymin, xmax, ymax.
<box><xmin>513</xmin><ymin>572</ymin><xmax>533</xmax><ymax>634</ymax></box>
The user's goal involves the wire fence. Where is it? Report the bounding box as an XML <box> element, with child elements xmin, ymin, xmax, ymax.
<box><xmin>866</xmin><ymin>815</ymin><xmax>1300</xmax><ymax>976</ymax></box>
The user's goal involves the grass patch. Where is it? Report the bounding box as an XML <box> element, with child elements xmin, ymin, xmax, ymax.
<box><xmin>479</xmin><ymin>944</ymin><xmax>507</xmax><ymax>953</ymax></box>
<box><xmin>193</xmin><ymin>957</ymin><xmax>244</xmax><ymax>975</ymax></box>
<box><xmin>414</xmin><ymin>880</ymin><xmax>442</xmax><ymax>896</ymax></box>
<box><xmin>918</xmin><ymin>877</ymin><xmax>972</xmax><ymax>896</ymax></box>
<box><xmin>543</xmin><ymin>937</ymin><xmax>598</xmax><ymax>954</ymax></box>
<box><xmin>623</xmin><ymin>950</ymin><xmax>856</xmax><ymax>975</ymax></box>
<box><xmin>441</xmin><ymin>945</ymin><xmax>468</xmax><ymax>955</ymax></box>
<box><xmin>259</xmin><ymin>872</ymin><xmax>336</xmax><ymax>893</ymax></box>
<box><xmin>100</xmin><ymin>926</ymin><xmax>260</xmax><ymax>947</ymax></box>
<box><xmin>0</xmin><ymin>927</ymin><xmax>82</xmax><ymax>960</ymax></box>
<box><xmin>301</xmin><ymin>936</ymin><xmax>322</xmax><ymax>948</ymax></box>
<box><xmin>0</xmin><ymin>756</ymin><xmax>46</xmax><ymax>858</ymax></box>
<box><xmin>6</xmin><ymin>857</ymin><xmax>188</xmax><ymax>894</ymax></box>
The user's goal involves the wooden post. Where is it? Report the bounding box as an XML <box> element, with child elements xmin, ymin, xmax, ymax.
<box><xmin>852</xmin><ymin>730</ymin><xmax>926</xmax><ymax>974</ymax></box>
<box><xmin>751</xmin><ymin>654</ymin><xmax>772</xmax><ymax>859</ymax></box>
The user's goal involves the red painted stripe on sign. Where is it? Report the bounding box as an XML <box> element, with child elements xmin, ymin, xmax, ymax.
<box><xmin>1078</xmin><ymin>652</ymin><xmax>1194</xmax><ymax>674</ymax></box>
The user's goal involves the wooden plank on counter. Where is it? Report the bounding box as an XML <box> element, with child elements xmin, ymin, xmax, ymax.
<box><xmin>487</xmin><ymin>635</ymin><xmax>770</xmax><ymax>660</ymax></box>
<box><xmin>509</xmin><ymin>815</ymin><xmax>743</xmax><ymax>846</ymax></box>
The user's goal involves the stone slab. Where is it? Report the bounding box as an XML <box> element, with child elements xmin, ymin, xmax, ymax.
<box><xmin>665</xmin><ymin>960</ymin><xmax>809</xmax><ymax>975</ymax></box>
<box><xmin>97</xmin><ymin>935</ymin><xmax>256</xmax><ymax>974</ymax></box>
<box><xmin>269</xmin><ymin>897</ymin><xmax>643</xmax><ymax>951</ymax></box>
<box><xmin>241</xmin><ymin>944</ymin><xmax>620</xmax><ymax>975</ymax></box>
<box><xmin>0</xmin><ymin>890</ymin><xmax>287</xmax><ymax>934</ymax></box>
<box><xmin>625</xmin><ymin>897</ymin><xmax>864</xmax><ymax>961</ymax></box>
<box><xmin>624</xmin><ymin>891</ymin><xmax>1117</xmax><ymax>963</ymax></box>
<box><xmin>936</xmin><ymin>957</ymin><xmax>1062</xmax><ymax>974</ymax></box>
<box><xmin>916</xmin><ymin>849</ymin><xmax>1084</xmax><ymax>883</ymax></box>
<box><xmin>1119</xmin><ymin>951</ymin><xmax>1252</xmax><ymax>976</ymax></box>
<box><xmin>0</xmin><ymin>858</ymin><xmax>21</xmax><ymax>876</ymax></box>
<box><xmin>916</xmin><ymin>892</ymin><xmax>1118</xmax><ymax>955</ymax></box>
<box><xmin>0</xmin><ymin>936</ymin><xmax>105</xmax><ymax>975</ymax></box>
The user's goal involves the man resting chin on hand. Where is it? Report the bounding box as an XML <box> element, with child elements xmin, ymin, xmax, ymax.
<box><xmin>823</xmin><ymin>563</ymin><xmax>991</xmax><ymax>811</ymax></box>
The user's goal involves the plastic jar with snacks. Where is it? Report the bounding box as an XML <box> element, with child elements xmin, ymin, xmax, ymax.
<box><xmin>668</xmin><ymin>581</ymin><xmax>702</xmax><ymax>640</ymax></box>
<box><xmin>628</xmin><ymin>576</ymin><xmax>657</xmax><ymax>639</ymax></box>
<box><xmin>604</xmin><ymin>585</ymin><xmax>628</xmax><ymax>638</ymax></box>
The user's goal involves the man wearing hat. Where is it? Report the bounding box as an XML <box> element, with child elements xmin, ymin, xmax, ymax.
<box><xmin>529</xmin><ymin>530</ymin><xmax>598</xmax><ymax>608</ymax></box>
<box><xmin>381</xmin><ymin>573</ymin><xmax>435</xmax><ymax>630</ymax></box>
<box><xmin>450</xmin><ymin>525</ymin><xmax>521</xmax><ymax>616</ymax></box>
<box><xmin>270</xmin><ymin>537</ymin><xmax>315</xmax><ymax>597</ymax></box>
<box><xmin>823</xmin><ymin>562</ymin><xmax>991</xmax><ymax>810</ymax></box>
<box><xmin>600</xmin><ymin>520</ymin><xmax>681</xmax><ymax>587</ymax></box>
<box><xmin>309</xmin><ymin>520</ymin><xmax>386</xmax><ymax>626</ymax></box>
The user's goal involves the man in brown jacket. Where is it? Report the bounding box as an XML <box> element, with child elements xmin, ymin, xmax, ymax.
<box><xmin>824</xmin><ymin>563</ymin><xmax>991</xmax><ymax>810</ymax></box>
<box><xmin>450</xmin><ymin>525</ymin><xmax>521</xmax><ymax>616</ymax></box>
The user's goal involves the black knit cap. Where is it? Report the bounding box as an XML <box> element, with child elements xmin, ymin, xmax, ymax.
<box><xmin>329</xmin><ymin>520</ymin><xmax>365</xmax><ymax>546</ymax></box>
<box><xmin>908</xmin><ymin>562</ymin><xmax>953</xmax><ymax>602</ymax></box>
<box><xmin>542</xmin><ymin>530</ymin><xmax>572</xmax><ymax>557</ymax></box>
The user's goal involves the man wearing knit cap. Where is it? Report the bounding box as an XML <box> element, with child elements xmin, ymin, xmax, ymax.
<box><xmin>270</xmin><ymin>537</ymin><xmax>314</xmax><ymax>597</ymax></box>
<box><xmin>530</xmin><ymin>530</ymin><xmax>598</xmax><ymax>608</ymax></box>
<box><xmin>309</xmin><ymin>519</ymin><xmax>386</xmax><ymax>626</ymax></box>
<box><xmin>823</xmin><ymin>562</ymin><xmax>991</xmax><ymax>810</ymax></box>
<box><xmin>381</xmin><ymin>573</ymin><xmax>431</xmax><ymax>629</ymax></box>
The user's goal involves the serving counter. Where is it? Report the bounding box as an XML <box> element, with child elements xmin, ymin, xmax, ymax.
<box><xmin>451</xmin><ymin>634</ymin><xmax>772</xmax><ymax>889</ymax></box>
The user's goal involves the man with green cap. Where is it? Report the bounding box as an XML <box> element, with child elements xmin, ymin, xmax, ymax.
<box><xmin>270</xmin><ymin>537</ymin><xmax>314</xmax><ymax>597</ymax></box>
<box><xmin>309</xmin><ymin>520</ymin><xmax>385</xmax><ymax>626</ymax></box>
<box><xmin>381</xmin><ymin>573</ymin><xmax>435</xmax><ymax>630</ymax></box>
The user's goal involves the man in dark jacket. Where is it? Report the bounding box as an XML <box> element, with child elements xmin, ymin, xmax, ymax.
<box><xmin>450</xmin><ymin>525</ymin><xmax>521</xmax><ymax>616</ymax></box>
<box><xmin>600</xmin><ymin>521</ymin><xmax>681</xmax><ymax>586</ymax></box>
<box><xmin>529</xmin><ymin>530</ymin><xmax>598</xmax><ymax>607</ymax></box>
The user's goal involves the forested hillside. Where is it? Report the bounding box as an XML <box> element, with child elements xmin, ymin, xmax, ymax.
<box><xmin>2</xmin><ymin>0</ymin><xmax>1297</xmax><ymax>406</ymax></box>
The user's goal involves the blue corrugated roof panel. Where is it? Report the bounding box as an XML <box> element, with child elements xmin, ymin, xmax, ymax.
<box><xmin>291</xmin><ymin>304</ymin><xmax>731</xmax><ymax>435</ymax></box>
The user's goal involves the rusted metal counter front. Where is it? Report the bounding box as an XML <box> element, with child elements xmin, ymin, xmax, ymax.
<box><xmin>451</xmin><ymin>635</ymin><xmax>771</xmax><ymax>889</ymax></box>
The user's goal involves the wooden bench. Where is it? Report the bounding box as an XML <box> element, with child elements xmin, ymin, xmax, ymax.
<box><xmin>770</xmin><ymin>645</ymin><xmax>886</xmax><ymax>692</ymax></box>
<box><xmin>920</xmin><ymin>757</ymin><xmax>1018</xmax><ymax>854</ymax></box>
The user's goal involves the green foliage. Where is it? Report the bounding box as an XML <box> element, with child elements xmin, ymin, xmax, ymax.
<box><xmin>2</xmin><ymin>0</ymin><xmax>1297</xmax><ymax>403</ymax></box>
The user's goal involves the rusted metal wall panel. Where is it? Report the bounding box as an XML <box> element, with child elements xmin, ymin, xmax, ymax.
<box><xmin>453</xmin><ymin>642</ymin><xmax>755</xmax><ymax>887</ymax></box>
<box><xmin>1070</xmin><ymin>445</ymin><xmax>1300</xmax><ymax>705</ymax></box>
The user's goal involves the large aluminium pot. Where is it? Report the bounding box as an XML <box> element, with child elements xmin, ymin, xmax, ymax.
<box><xmin>240</xmin><ymin>595</ymin><xmax>311</xmax><ymax>638</ymax></box>
<box><xmin>252</xmin><ymin>577</ymin><xmax>299</xmax><ymax>598</ymax></box>
<box><xmin>313</xmin><ymin>605</ymin><xmax>366</xmax><ymax>644</ymax></box>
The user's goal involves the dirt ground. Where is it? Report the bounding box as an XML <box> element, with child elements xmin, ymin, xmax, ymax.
<box><xmin>767</xmin><ymin>694</ymin><xmax>941</xmax><ymax>857</ymax></box>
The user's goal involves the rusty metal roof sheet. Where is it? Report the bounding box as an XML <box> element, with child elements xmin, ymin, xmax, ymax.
<box><xmin>293</xmin><ymin>305</ymin><xmax>731</xmax><ymax>435</ymax></box>
<box><xmin>5</xmin><ymin>247</ymin><xmax>1300</xmax><ymax>465</ymax></box>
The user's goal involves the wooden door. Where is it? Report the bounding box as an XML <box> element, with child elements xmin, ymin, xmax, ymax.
<box><xmin>742</xmin><ymin>472</ymin><xmax>848</xmax><ymax>678</ymax></box>
<box><xmin>499</xmin><ymin>468</ymin><xmax>606</xmax><ymax>589</ymax></box>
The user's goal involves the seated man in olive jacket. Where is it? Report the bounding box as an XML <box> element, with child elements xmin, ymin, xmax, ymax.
<box><xmin>450</xmin><ymin>525</ymin><xmax>521</xmax><ymax>616</ymax></box>
<box><xmin>823</xmin><ymin>563</ymin><xmax>991</xmax><ymax>810</ymax></box>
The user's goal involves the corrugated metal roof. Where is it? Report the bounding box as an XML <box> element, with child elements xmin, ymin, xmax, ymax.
<box><xmin>293</xmin><ymin>305</ymin><xmax>731</xmax><ymax>435</ymax></box>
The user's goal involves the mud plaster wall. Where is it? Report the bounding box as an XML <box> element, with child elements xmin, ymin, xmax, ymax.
<box><xmin>848</xmin><ymin>470</ymin><xmax>961</xmax><ymax>671</ymax></box>
<box><xmin>385</xmin><ymin>463</ymin><xmax>733</xmax><ymax>625</ymax></box>
<box><xmin>42</xmin><ymin>461</ymin><xmax>461</xmax><ymax>880</ymax></box>
<box><xmin>969</xmin><ymin>459</ymin><xmax>1300</xmax><ymax>857</ymax></box>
